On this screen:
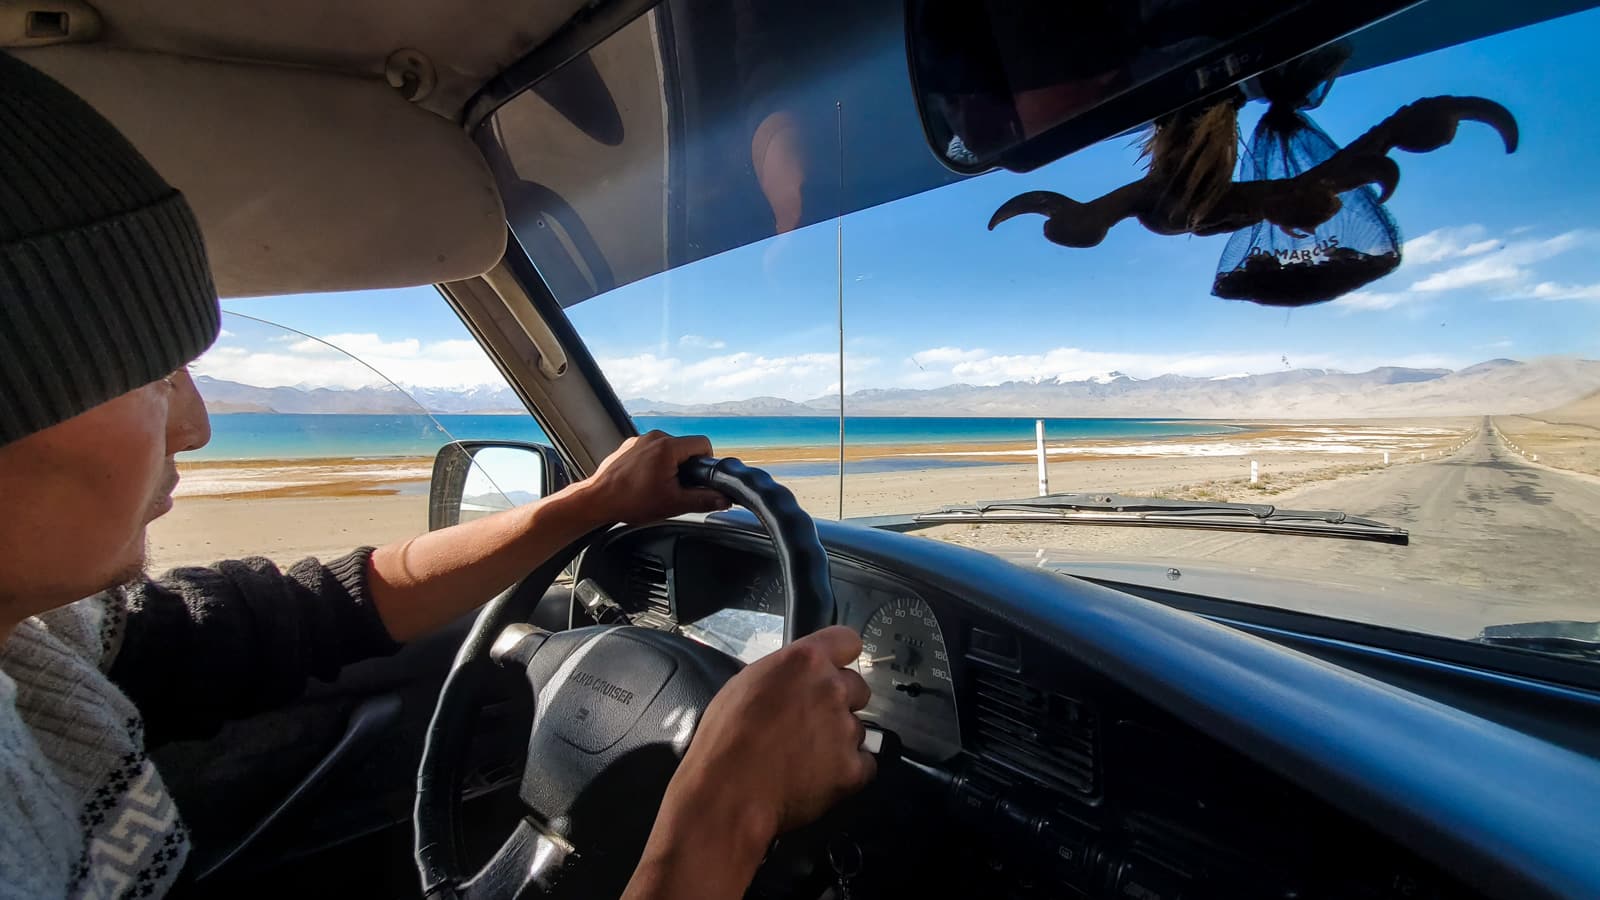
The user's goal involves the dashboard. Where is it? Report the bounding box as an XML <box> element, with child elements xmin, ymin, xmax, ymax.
<box><xmin>571</xmin><ymin>515</ymin><xmax>1600</xmax><ymax>900</ymax></box>
<box><xmin>669</xmin><ymin>535</ymin><xmax>964</xmax><ymax>761</ymax></box>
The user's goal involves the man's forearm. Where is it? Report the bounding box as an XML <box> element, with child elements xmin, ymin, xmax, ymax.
<box><xmin>364</xmin><ymin>482</ymin><xmax>607</xmax><ymax>643</ymax></box>
<box><xmin>363</xmin><ymin>431</ymin><xmax>726</xmax><ymax>643</ymax></box>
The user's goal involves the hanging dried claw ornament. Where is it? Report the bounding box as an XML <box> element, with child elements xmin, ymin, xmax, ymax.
<box><xmin>990</xmin><ymin>94</ymin><xmax>1246</xmax><ymax>248</ymax></box>
<box><xmin>990</xmin><ymin>94</ymin><xmax>1518</xmax><ymax>306</ymax></box>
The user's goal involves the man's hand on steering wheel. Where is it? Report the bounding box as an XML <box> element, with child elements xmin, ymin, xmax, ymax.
<box><xmin>622</xmin><ymin>626</ymin><xmax>876</xmax><ymax>900</ymax></box>
<box><xmin>572</xmin><ymin>431</ymin><xmax>732</xmax><ymax>524</ymax></box>
<box><xmin>414</xmin><ymin>437</ymin><xmax>866</xmax><ymax>900</ymax></box>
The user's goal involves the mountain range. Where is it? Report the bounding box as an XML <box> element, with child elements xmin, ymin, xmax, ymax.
<box><xmin>197</xmin><ymin>356</ymin><xmax>1600</xmax><ymax>419</ymax></box>
<box><xmin>627</xmin><ymin>357</ymin><xmax>1600</xmax><ymax>418</ymax></box>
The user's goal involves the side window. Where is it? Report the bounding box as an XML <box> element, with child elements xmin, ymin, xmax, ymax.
<box><xmin>146</xmin><ymin>289</ymin><xmax>549</xmax><ymax>572</ymax></box>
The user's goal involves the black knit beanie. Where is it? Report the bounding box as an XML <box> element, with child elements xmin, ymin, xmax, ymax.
<box><xmin>0</xmin><ymin>51</ymin><xmax>220</xmax><ymax>446</ymax></box>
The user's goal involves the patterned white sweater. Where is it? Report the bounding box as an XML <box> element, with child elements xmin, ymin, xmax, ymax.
<box><xmin>0</xmin><ymin>596</ymin><xmax>188</xmax><ymax>899</ymax></box>
<box><xmin>0</xmin><ymin>549</ymin><xmax>395</xmax><ymax>899</ymax></box>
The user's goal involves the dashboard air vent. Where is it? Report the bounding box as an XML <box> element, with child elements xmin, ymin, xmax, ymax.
<box><xmin>625</xmin><ymin>553</ymin><xmax>672</xmax><ymax>622</ymax></box>
<box><xmin>972</xmin><ymin>666</ymin><xmax>1098</xmax><ymax>798</ymax></box>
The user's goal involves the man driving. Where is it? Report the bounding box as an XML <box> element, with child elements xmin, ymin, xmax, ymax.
<box><xmin>0</xmin><ymin>52</ymin><xmax>873</xmax><ymax>899</ymax></box>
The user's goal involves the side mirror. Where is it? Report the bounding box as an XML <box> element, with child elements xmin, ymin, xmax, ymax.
<box><xmin>428</xmin><ymin>441</ymin><xmax>572</xmax><ymax>530</ymax></box>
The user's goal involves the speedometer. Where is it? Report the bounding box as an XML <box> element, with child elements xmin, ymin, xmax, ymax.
<box><xmin>857</xmin><ymin>593</ymin><xmax>960</xmax><ymax>759</ymax></box>
<box><xmin>742</xmin><ymin>570</ymin><xmax>783</xmax><ymax>617</ymax></box>
<box><xmin>860</xmin><ymin>595</ymin><xmax>953</xmax><ymax>695</ymax></box>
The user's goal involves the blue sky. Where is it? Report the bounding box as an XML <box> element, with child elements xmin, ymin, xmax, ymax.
<box><xmin>215</xmin><ymin>9</ymin><xmax>1600</xmax><ymax>403</ymax></box>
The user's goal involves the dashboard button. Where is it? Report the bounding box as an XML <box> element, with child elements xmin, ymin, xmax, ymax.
<box><xmin>951</xmin><ymin>776</ymin><xmax>999</xmax><ymax>825</ymax></box>
<box><xmin>994</xmin><ymin>797</ymin><xmax>1037</xmax><ymax>843</ymax></box>
<box><xmin>1040</xmin><ymin>823</ymin><xmax>1091</xmax><ymax>886</ymax></box>
<box><xmin>1115</xmin><ymin>856</ymin><xmax>1186</xmax><ymax>900</ymax></box>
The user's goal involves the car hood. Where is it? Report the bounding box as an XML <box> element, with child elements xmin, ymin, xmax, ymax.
<box><xmin>1001</xmin><ymin>550</ymin><xmax>1560</xmax><ymax>642</ymax></box>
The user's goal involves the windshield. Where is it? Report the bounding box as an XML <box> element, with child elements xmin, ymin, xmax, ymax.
<box><xmin>489</xmin><ymin>2</ymin><xmax>1600</xmax><ymax>655</ymax></box>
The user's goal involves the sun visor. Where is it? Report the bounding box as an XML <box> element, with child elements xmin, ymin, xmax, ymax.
<box><xmin>16</xmin><ymin>47</ymin><xmax>506</xmax><ymax>297</ymax></box>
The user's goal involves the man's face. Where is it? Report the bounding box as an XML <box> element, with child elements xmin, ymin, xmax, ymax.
<box><xmin>0</xmin><ymin>368</ymin><xmax>210</xmax><ymax>617</ymax></box>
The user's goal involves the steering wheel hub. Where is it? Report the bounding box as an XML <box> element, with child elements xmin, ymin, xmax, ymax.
<box><xmin>510</xmin><ymin>625</ymin><xmax>740</xmax><ymax>859</ymax></box>
<box><xmin>530</xmin><ymin>629</ymin><xmax>679</xmax><ymax>754</ymax></box>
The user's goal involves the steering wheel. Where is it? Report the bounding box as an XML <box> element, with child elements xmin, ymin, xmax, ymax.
<box><xmin>414</xmin><ymin>456</ymin><xmax>837</xmax><ymax>899</ymax></box>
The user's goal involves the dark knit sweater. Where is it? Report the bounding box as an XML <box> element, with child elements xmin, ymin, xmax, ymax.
<box><xmin>1</xmin><ymin>549</ymin><xmax>401</xmax><ymax>899</ymax></box>
<box><xmin>109</xmin><ymin>550</ymin><xmax>402</xmax><ymax>746</ymax></box>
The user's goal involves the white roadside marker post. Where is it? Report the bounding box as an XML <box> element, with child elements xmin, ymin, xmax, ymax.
<box><xmin>1250</xmin><ymin>459</ymin><xmax>1259</xmax><ymax>484</ymax></box>
<box><xmin>1383</xmin><ymin>451</ymin><xmax>1390</xmax><ymax>466</ymax></box>
<box><xmin>1035</xmin><ymin>419</ymin><xmax>1049</xmax><ymax>497</ymax></box>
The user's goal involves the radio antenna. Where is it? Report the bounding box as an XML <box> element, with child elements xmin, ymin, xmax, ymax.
<box><xmin>835</xmin><ymin>100</ymin><xmax>846</xmax><ymax>521</ymax></box>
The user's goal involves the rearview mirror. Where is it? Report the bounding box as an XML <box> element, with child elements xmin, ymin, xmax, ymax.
<box><xmin>905</xmin><ymin>0</ymin><xmax>1413</xmax><ymax>173</ymax></box>
<box><xmin>428</xmin><ymin>441</ymin><xmax>572</xmax><ymax>530</ymax></box>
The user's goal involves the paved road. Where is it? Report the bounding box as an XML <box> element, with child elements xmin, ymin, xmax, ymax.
<box><xmin>1014</xmin><ymin>419</ymin><xmax>1600</xmax><ymax>637</ymax></box>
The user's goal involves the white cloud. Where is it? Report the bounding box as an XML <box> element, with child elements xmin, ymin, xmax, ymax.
<box><xmin>1328</xmin><ymin>228</ymin><xmax>1600</xmax><ymax>313</ymax></box>
<box><xmin>678</xmin><ymin>334</ymin><xmax>727</xmax><ymax>350</ymax></box>
<box><xmin>688</xmin><ymin>352</ymin><xmax>841</xmax><ymax>392</ymax></box>
<box><xmin>1403</xmin><ymin>225</ymin><xmax>1498</xmax><ymax>265</ymax></box>
<box><xmin>217</xmin><ymin>328</ymin><xmax>235</xmax><ymax>339</ymax></box>
<box><xmin>286</xmin><ymin>332</ymin><xmax>423</xmax><ymax>358</ymax></box>
<box><xmin>1409</xmin><ymin>257</ymin><xmax>1523</xmax><ymax>292</ymax></box>
<box><xmin>1410</xmin><ymin>230</ymin><xmax>1593</xmax><ymax>293</ymax></box>
<box><xmin>882</xmin><ymin>346</ymin><xmax>1484</xmax><ymax>392</ymax></box>
<box><xmin>599</xmin><ymin>349</ymin><xmax>878</xmax><ymax>401</ymax></box>
<box><xmin>1521</xmin><ymin>281</ymin><xmax>1600</xmax><ymax>301</ymax></box>
<box><xmin>909</xmin><ymin>346</ymin><xmax>1329</xmax><ymax>385</ymax></box>
<box><xmin>192</xmin><ymin>333</ymin><xmax>504</xmax><ymax>391</ymax></box>
<box><xmin>599</xmin><ymin>353</ymin><xmax>680</xmax><ymax>397</ymax></box>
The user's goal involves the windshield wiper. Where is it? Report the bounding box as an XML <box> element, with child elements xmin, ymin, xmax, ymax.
<box><xmin>1475</xmin><ymin>621</ymin><xmax>1600</xmax><ymax>662</ymax></box>
<box><xmin>855</xmin><ymin>493</ymin><xmax>1409</xmax><ymax>544</ymax></box>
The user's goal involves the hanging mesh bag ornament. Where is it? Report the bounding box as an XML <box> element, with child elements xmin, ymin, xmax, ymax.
<box><xmin>1212</xmin><ymin>54</ymin><xmax>1402</xmax><ymax>307</ymax></box>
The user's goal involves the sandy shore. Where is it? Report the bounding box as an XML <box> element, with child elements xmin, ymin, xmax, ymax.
<box><xmin>170</xmin><ymin>420</ymin><xmax>1468</xmax><ymax>500</ymax></box>
<box><xmin>147</xmin><ymin>420</ymin><xmax>1472</xmax><ymax>569</ymax></box>
<box><xmin>171</xmin><ymin>456</ymin><xmax>435</xmax><ymax>500</ymax></box>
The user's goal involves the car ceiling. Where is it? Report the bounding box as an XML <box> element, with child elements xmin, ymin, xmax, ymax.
<box><xmin>5</xmin><ymin>0</ymin><xmax>600</xmax><ymax>297</ymax></box>
<box><xmin>39</xmin><ymin>0</ymin><xmax>591</xmax><ymax>119</ymax></box>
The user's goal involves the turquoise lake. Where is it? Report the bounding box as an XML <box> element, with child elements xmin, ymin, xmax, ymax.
<box><xmin>187</xmin><ymin>414</ymin><xmax>1241</xmax><ymax>463</ymax></box>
